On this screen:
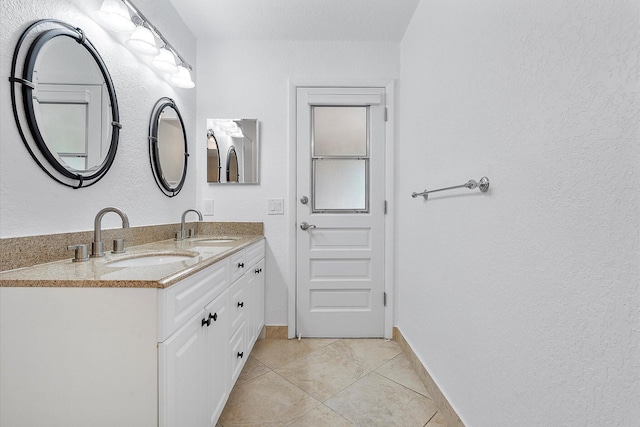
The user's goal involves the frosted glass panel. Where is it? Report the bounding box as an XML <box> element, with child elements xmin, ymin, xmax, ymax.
<box><xmin>314</xmin><ymin>159</ymin><xmax>367</xmax><ymax>211</ymax></box>
<box><xmin>39</xmin><ymin>103</ymin><xmax>87</xmax><ymax>154</ymax></box>
<box><xmin>313</xmin><ymin>107</ymin><xmax>367</xmax><ymax>156</ymax></box>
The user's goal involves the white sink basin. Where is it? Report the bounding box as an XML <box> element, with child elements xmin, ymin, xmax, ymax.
<box><xmin>190</xmin><ymin>246</ymin><xmax>232</xmax><ymax>255</ymax></box>
<box><xmin>107</xmin><ymin>254</ymin><xmax>194</xmax><ymax>267</ymax></box>
<box><xmin>195</xmin><ymin>238</ymin><xmax>238</xmax><ymax>244</ymax></box>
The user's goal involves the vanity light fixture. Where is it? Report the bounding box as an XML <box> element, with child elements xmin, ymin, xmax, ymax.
<box><xmin>96</xmin><ymin>0</ymin><xmax>135</xmax><ymax>33</ymax></box>
<box><xmin>125</xmin><ymin>19</ymin><xmax>159</xmax><ymax>56</ymax></box>
<box><xmin>96</xmin><ymin>0</ymin><xmax>194</xmax><ymax>88</ymax></box>
<box><xmin>151</xmin><ymin>46</ymin><xmax>179</xmax><ymax>74</ymax></box>
<box><xmin>170</xmin><ymin>65</ymin><xmax>196</xmax><ymax>89</ymax></box>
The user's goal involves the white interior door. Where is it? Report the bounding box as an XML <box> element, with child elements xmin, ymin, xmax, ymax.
<box><xmin>296</xmin><ymin>87</ymin><xmax>386</xmax><ymax>338</ymax></box>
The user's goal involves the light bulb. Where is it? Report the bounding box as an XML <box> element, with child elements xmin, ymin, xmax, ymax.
<box><xmin>96</xmin><ymin>0</ymin><xmax>135</xmax><ymax>33</ymax></box>
<box><xmin>170</xmin><ymin>65</ymin><xmax>195</xmax><ymax>89</ymax></box>
<box><xmin>151</xmin><ymin>47</ymin><xmax>179</xmax><ymax>74</ymax></box>
<box><xmin>126</xmin><ymin>25</ymin><xmax>159</xmax><ymax>56</ymax></box>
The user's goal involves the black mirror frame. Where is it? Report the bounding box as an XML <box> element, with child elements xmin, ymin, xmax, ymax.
<box><xmin>9</xmin><ymin>19</ymin><xmax>121</xmax><ymax>189</ymax></box>
<box><xmin>149</xmin><ymin>97</ymin><xmax>189</xmax><ymax>197</ymax></box>
<box><xmin>226</xmin><ymin>146</ymin><xmax>239</xmax><ymax>183</ymax></box>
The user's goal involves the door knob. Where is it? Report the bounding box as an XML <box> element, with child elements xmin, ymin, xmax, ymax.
<box><xmin>300</xmin><ymin>196</ymin><xmax>309</xmax><ymax>205</ymax></box>
<box><xmin>300</xmin><ymin>222</ymin><xmax>316</xmax><ymax>230</ymax></box>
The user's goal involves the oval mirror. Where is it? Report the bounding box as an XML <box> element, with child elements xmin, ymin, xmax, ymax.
<box><xmin>149</xmin><ymin>97</ymin><xmax>188</xmax><ymax>197</ymax></box>
<box><xmin>226</xmin><ymin>146</ymin><xmax>239</xmax><ymax>183</ymax></box>
<box><xmin>9</xmin><ymin>19</ymin><xmax>120</xmax><ymax>188</ymax></box>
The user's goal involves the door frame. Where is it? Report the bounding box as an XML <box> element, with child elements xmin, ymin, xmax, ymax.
<box><xmin>287</xmin><ymin>79</ymin><xmax>396</xmax><ymax>339</ymax></box>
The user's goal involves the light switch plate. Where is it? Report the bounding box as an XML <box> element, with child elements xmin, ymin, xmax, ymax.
<box><xmin>268</xmin><ymin>198</ymin><xmax>284</xmax><ymax>215</ymax></box>
<box><xmin>204</xmin><ymin>199</ymin><xmax>214</xmax><ymax>216</ymax></box>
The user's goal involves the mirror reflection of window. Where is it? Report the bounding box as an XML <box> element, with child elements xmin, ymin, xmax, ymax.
<box><xmin>207</xmin><ymin>130</ymin><xmax>220</xmax><ymax>183</ymax></box>
<box><xmin>227</xmin><ymin>146</ymin><xmax>239</xmax><ymax>183</ymax></box>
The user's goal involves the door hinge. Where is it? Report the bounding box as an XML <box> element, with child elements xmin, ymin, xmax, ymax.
<box><xmin>384</xmin><ymin>107</ymin><xmax>388</xmax><ymax>122</ymax></box>
<box><xmin>384</xmin><ymin>200</ymin><xmax>388</xmax><ymax>214</ymax></box>
<box><xmin>384</xmin><ymin>292</ymin><xmax>387</xmax><ymax>307</ymax></box>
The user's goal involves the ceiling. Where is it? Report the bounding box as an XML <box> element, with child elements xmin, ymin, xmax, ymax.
<box><xmin>168</xmin><ymin>0</ymin><xmax>421</xmax><ymax>41</ymax></box>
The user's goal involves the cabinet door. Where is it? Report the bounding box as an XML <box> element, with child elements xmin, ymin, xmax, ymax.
<box><xmin>229</xmin><ymin>320</ymin><xmax>247</xmax><ymax>386</ymax></box>
<box><xmin>204</xmin><ymin>292</ymin><xmax>229</xmax><ymax>427</ymax></box>
<box><xmin>246</xmin><ymin>259</ymin><xmax>265</xmax><ymax>347</ymax></box>
<box><xmin>159</xmin><ymin>309</ymin><xmax>206</xmax><ymax>427</ymax></box>
<box><xmin>254</xmin><ymin>259</ymin><xmax>266</xmax><ymax>340</ymax></box>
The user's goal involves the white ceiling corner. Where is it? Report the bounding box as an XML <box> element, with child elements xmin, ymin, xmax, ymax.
<box><xmin>168</xmin><ymin>0</ymin><xmax>421</xmax><ymax>42</ymax></box>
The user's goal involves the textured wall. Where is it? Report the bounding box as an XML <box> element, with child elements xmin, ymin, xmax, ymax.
<box><xmin>397</xmin><ymin>1</ymin><xmax>640</xmax><ymax>425</ymax></box>
<box><xmin>195</xmin><ymin>40</ymin><xmax>399</xmax><ymax>325</ymax></box>
<box><xmin>0</xmin><ymin>0</ymin><xmax>197</xmax><ymax>238</ymax></box>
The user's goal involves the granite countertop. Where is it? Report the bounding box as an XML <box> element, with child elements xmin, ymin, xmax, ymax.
<box><xmin>0</xmin><ymin>235</ymin><xmax>264</xmax><ymax>289</ymax></box>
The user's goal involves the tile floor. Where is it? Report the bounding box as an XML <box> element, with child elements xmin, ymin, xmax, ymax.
<box><xmin>217</xmin><ymin>338</ymin><xmax>449</xmax><ymax>426</ymax></box>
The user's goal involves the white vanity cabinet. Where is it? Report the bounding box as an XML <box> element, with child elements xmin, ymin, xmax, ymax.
<box><xmin>0</xmin><ymin>238</ymin><xmax>265</xmax><ymax>427</ymax></box>
<box><xmin>159</xmin><ymin>239</ymin><xmax>265</xmax><ymax>427</ymax></box>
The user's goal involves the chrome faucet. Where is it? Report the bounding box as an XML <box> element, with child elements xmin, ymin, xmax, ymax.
<box><xmin>91</xmin><ymin>207</ymin><xmax>130</xmax><ymax>257</ymax></box>
<box><xmin>178</xmin><ymin>209</ymin><xmax>203</xmax><ymax>240</ymax></box>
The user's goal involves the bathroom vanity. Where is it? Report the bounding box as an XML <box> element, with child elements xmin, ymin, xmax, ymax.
<box><xmin>0</xmin><ymin>235</ymin><xmax>265</xmax><ymax>427</ymax></box>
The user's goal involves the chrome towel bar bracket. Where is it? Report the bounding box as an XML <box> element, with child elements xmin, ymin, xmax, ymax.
<box><xmin>412</xmin><ymin>177</ymin><xmax>490</xmax><ymax>200</ymax></box>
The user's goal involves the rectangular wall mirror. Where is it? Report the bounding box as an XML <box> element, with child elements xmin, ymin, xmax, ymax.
<box><xmin>206</xmin><ymin>118</ymin><xmax>259</xmax><ymax>184</ymax></box>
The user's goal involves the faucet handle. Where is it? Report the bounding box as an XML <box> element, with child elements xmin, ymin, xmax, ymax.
<box><xmin>68</xmin><ymin>244</ymin><xmax>89</xmax><ymax>262</ymax></box>
<box><xmin>112</xmin><ymin>238</ymin><xmax>126</xmax><ymax>254</ymax></box>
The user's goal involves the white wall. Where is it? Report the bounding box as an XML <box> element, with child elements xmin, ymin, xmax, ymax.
<box><xmin>0</xmin><ymin>0</ymin><xmax>197</xmax><ymax>237</ymax></box>
<box><xmin>196</xmin><ymin>40</ymin><xmax>399</xmax><ymax>325</ymax></box>
<box><xmin>397</xmin><ymin>1</ymin><xmax>640</xmax><ymax>425</ymax></box>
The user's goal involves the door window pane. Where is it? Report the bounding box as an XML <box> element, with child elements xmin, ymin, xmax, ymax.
<box><xmin>39</xmin><ymin>103</ymin><xmax>87</xmax><ymax>154</ymax></box>
<box><xmin>313</xmin><ymin>159</ymin><xmax>367</xmax><ymax>211</ymax></box>
<box><xmin>313</xmin><ymin>106</ymin><xmax>367</xmax><ymax>156</ymax></box>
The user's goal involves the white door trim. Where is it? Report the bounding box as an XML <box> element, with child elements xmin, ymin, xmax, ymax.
<box><xmin>287</xmin><ymin>79</ymin><xmax>396</xmax><ymax>339</ymax></box>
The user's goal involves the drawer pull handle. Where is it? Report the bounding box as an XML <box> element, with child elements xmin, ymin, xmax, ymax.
<box><xmin>209</xmin><ymin>312</ymin><xmax>218</xmax><ymax>322</ymax></box>
<box><xmin>237</xmin><ymin>301</ymin><xmax>244</xmax><ymax>308</ymax></box>
<box><xmin>255</xmin><ymin>268</ymin><xmax>263</xmax><ymax>274</ymax></box>
<box><xmin>237</xmin><ymin>352</ymin><xmax>244</xmax><ymax>359</ymax></box>
<box><xmin>237</xmin><ymin>262</ymin><xmax>245</xmax><ymax>268</ymax></box>
<box><xmin>202</xmin><ymin>317</ymin><xmax>211</xmax><ymax>327</ymax></box>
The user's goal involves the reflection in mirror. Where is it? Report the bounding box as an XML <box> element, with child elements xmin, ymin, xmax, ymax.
<box><xmin>33</xmin><ymin>36</ymin><xmax>110</xmax><ymax>172</ymax></box>
<box><xmin>206</xmin><ymin>130</ymin><xmax>220</xmax><ymax>183</ymax></box>
<box><xmin>149</xmin><ymin>98</ymin><xmax>188</xmax><ymax>197</ymax></box>
<box><xmin>9</xmin><ymin>19</ymin><xmax>120</xmax><ymax>188</ymax></box>
<box><xmin>227</xmin><ymin>146</ymin><xmax>239</xmax><ymax>183</ymax></box>
<box><xmin>205</xmin><ymin>119</ymin><xmax>259</xmax><ymax>184</ymax></box>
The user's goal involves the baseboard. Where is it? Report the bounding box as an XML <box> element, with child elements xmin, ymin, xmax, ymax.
<box><xmin>264</xmin><ymin>325</ymin><xmax>288</xmax><ymax>339</ymax></box>
<box><xmin>393</xmin><ymin>327</ymin><xmax>465</xmax><ymax>427</ymax></box>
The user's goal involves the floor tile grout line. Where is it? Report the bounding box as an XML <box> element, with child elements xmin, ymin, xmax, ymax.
<box><xmin>373</xmin><ymin>367</ymin><xmax>434</xmax><ymax>400</ymax></box>
<box><xmin>425</xmin><ymin>411</ymin><xmax>439</xmax><ymax>426</ymax></box>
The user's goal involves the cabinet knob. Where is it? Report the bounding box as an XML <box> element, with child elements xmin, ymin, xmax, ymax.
<box><xmin>237</xmin><ymin>262</ymin><xmax>245</xmax><ymax>268</ymax></box>
<box><xmin>255</xmin><ymin>268</ymin><xmax>260</xmax><ymax>274</ymax></box>
<box><xmin>201</xmin><ymin>317</ymin><xmax>211</xmax><ymax>327</ymax></box>
<box><xmin>237</xmin><ymin>301</ymin><xmax>244</xmax><ymax>308</ymax></box>
<box><xmin>208</xmin><ymin>312</ymin><xmax>217</xmax><ymax>322</ymax></box>
<box><xmin>237</xmin><ymin>352</ymin><xmax>244</xmax><ymax>359</ymax></box>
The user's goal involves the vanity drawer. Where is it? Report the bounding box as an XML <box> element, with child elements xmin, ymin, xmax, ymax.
<box><xmin>229</xmin><ymin>321</ymin><xmax>247</xmax><ymax>386</ymax></box>
<box><xmin>228</xmin><ymin>277</ymin><xmax>248</xmax><ymax>335</ymax></box>
<box><xmin>245</xmin><ymin>239</ymin><xmax>265</xmax><ymax>269</ymax></box>
<box><xmin>158</xmin><ymin>259</ymin><xmax>230</xmax><ymax>342</ymax></box>
<box><xmin>229</xmin><ymin>250</ymin><xmax>246</xmax><ymax>282</ymax></box>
